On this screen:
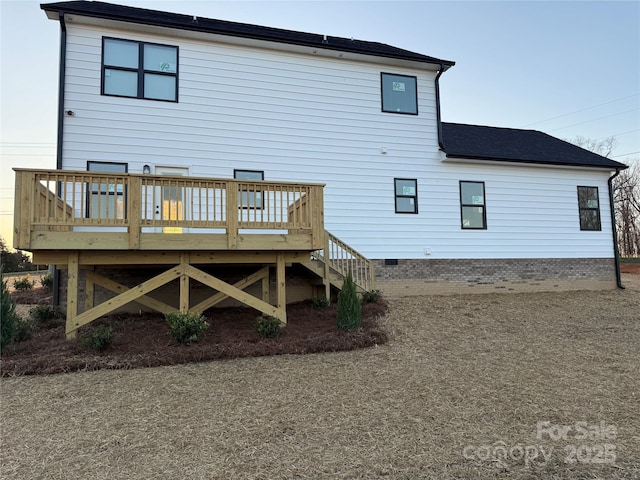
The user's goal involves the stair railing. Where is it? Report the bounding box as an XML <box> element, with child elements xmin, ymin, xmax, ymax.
<box><xmin>312</xmin><ymin>231</ymin><xmax>375</xmax><ymax>292</ymax></box>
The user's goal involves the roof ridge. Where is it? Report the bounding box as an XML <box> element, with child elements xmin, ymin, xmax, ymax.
<box><xmin>41</xmin><ymin>1</ymin><xmax>455</xmax><ymax>67</ymax></box>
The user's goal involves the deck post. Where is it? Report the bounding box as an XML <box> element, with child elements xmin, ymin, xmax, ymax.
<box><xmin>179</xmin><ymin>252</ymin><xmax>189</xmax><ymax>312</ymax></box>
<box><xmin>13</xmin><ymin>171</ymin><xmax>32</xmax><ymax>249</ymax></box>
<box><xmin>227</xmin><ymin>181</ymin><xmax>238</xmax><ymax>249</ymax></box>
<box><xmin>128</xmin><ymin>175</ymin><xmax>141</xmax><ymax>250</ymax></box>
<box><xmin>66</xmin><ymin>251</ymin><xmax>79</xmax><ymax>339</ymax></box>
<box><xmin>311</xmin><ymin>186</ymin><xmax>325</xmax><ymax>250</ymax></box>
<box><xmin>323</xmin><ymin>232</ymin><xmax>330</xmax><ymax>300</ymax></box>
<box><xmin>276</xmin><ymin>252</ymin><xmax>286</xmax><ymax>323</ymax></box>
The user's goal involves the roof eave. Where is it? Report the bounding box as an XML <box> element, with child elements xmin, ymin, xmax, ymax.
<box><xmin>40</xmin><ymin>2</ymin><xmax>455</xmax><ymax>68</ymax></box>
<box><xmin>444</xmin><ymin>153</ymin><xmax>628</xmax><ymax>170</ymax></box>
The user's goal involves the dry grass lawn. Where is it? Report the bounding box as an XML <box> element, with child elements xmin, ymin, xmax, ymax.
<box><xmin>2</xmin><ymin>275</ymin><xmax>639</xmax><ymax>479</ymax></box>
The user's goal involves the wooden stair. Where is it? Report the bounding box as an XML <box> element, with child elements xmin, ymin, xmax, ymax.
<box><xmin>298</xmin><ymin>231</ymin><xmax>375</xmax><ymax>298</ymax></box>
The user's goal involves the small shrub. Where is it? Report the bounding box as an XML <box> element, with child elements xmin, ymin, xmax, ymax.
<box><xmin>311</xmin><ymin>296</ymin><xmax>330</xmax><ymax>309</ymax></box>
<box><xmin>1</xmin><ymin>274</ymin><xmax>19</xmax><ymax>354</ymax></box>
<box><xmin>80</xmin><ymin>325</ymin><xmax>114</xmax><ymax>352</ymax></box>
<box><xmin>13</xmin><ymin>277</ymin><xmax>35</xmax><ymax>291</ymax></box>
<box><xmin>255</xmin><ymin>316</ymin><xmax>283</xmax><ymax>338</ymax></box>
<box><xmin>362</xmin><ymin>289</ymin><xmax>382</xmax><ymax>304</ymax></box>
<box><xmin>30</xmin><ymin>304</ymin><xmax>62</xmax><ymax>326</ymax></box>
<box><xmin>337</xmin><ymin>272</ymin><xmax>362</xmax><ymax>331</ymax></box>
<box><xmin>165</xmin><ymin>311</ymin><xmax>209</xmax><ymax>345</ymax></box>
<box><xmin>14</xmin><ymin>318</ymin><xmax>34</xmax><ymax>342</ymax></box>
<box><xmin>40</xmin><ymin>273</ymin><xmax>54</xmax><ymax>292</ymax></box>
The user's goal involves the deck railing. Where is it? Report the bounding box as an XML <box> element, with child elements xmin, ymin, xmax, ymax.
<box><xmin>312</xmin><ymin>231</ymin><xmax>375</xmax><ymax>292</ymax></box>
<box><xmin>14</xmin><ymin>169</ymin><xmax>325</xmax><ymax>251</ymax></box>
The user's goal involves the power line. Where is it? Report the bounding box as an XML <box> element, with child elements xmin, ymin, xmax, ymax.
<box><xmin>0</xmin><ymin>142</ymin><xmax>56</xmax><ymax>145</ymax></box>
<box><xmin>612</xmin><ymin>151</ymin><xmax>640</xmax><ymax>158</ymax></box>
<box><xmin>596</xmin><ymin>129</ymin><xmax>640</xmax><ymax>141</ymax></box>
<box><xmin>547</xmin><ymin>108</ymin><xmax>640</xmax><ymax>132</ymax></box>
<box><xmin>0</xmin><ymin>154</ymin><xmax>56</xmax><ymax>157</ymax></box>
<box><xmin>521</xmin><ymin>93</ymin><xmax>640</xmax><ymax>127</ymax></box>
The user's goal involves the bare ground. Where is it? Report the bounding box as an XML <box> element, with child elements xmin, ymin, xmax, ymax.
<box><xmin>1</xmin><ymin>275</ymin><xmax>639</xmax><ymax>479</ymax></box>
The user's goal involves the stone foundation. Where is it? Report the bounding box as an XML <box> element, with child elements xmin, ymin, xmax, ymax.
<box><xmin>373</xmin><ymin>258</ymin><xmax>617</xmax><ymax>297</ymax></box>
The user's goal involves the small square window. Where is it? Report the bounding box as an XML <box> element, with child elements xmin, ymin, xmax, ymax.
<box><xmin>460</xmin><ymin>181</ymin><xmax>487</xmax><ymax>229</ymax></box>
<box><xmin>394</xmin><ymin>178</ymin><xmax>418</xmax><ymax>214</ymax></box>
<box><xmin>577</xmin><ymin>186</ymin><xmax>601</xmax><ymax>231</ymax></box>
<box><xmin>381</xmin><ymin>73</ymin><xmax>418</xmax><ymax>115</ymax></box>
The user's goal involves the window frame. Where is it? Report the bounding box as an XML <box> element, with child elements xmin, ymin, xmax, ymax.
<box><xmin>234</xmin><ymin>169</ymin><xmax>265</xmax><ymax>209</ymax></box>
<box><xmin>86</xmin><ymin>161</ymin><xmax>128</xmax><ymax>220</ymax></box>
<box><xmin>577</xmin><ymin>186</ymin><xmax>601</xmax><ymax>231</ymax></box>
<box><xmin>394</xmin><ymin>178</ymin><xmax>418</xmax><ymax>214</ymax></box>
<box><xmin>101</xmin><ymin>36</ymin><xmax>179</xmax><ymax>102</ymax></box>
<box><xmin>381</xmin><ymin>72</ymin><xmax>418</xmax><ymax>115</ymax></box>
<box><xmin>459</xmin><ymin>181</ymin><xmax>487</xmax><ymax>230</ymax></box>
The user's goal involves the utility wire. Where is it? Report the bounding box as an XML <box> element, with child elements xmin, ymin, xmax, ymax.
<box><xmin>548</xmin><ymin>108</ymin><xmax>639</xmax><ymax>132</ymax></box>
<box><xmin>612</xmin><ymin>151</ymin><xmax>640</xmax><ymax>158</ymax></box>
<box><xmin>521</xmin><ymin>93</ymin><xmax>640</xmax><ymax>127</ymax></box>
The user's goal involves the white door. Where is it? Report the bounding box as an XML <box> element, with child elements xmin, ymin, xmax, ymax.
<box><xmin>155</xmin><ymin>166</ymin><xmax>189</xmax><ymax>233</ymax></box>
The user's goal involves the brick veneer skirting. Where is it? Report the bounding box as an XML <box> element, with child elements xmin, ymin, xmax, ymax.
<box><xmin>56</xmin><ymin>258</ymin><xmax>618</xmax><ymax>312</ymax></box>
<box><xmin>372</xmin><ymin>258</ymin><xmax>617</xmax><ymax>296</ymax></box>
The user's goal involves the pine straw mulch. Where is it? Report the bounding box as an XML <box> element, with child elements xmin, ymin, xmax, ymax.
<box><xmin>1</xmin><ymin>296</ymin><xmax>389</xmax><ymax>377</ymax></box>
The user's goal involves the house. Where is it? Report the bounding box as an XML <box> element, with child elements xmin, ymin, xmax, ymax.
<box><xmin>14</xmin><ymin>1</ymin><xmax>627</xmax><ymax>338</ymax></box>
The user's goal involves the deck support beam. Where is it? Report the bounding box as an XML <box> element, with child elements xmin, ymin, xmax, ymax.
<box><xmin>65</xmin><ymin>251</ymin><xmax>79</xmax><ymax>339</ymax></box>
<box><xmin>276</xmin><ymin>252</ymin><xmax>286</xmax><ymax>323</ymax></box>
<box><xmin>184</xmin><ymin>265</ymin><xmax>286</xmax><ymax>322</ymax></box>
<box><xmin>191</xmin><ymin>266</ymin><xmax>270</xmax><ymax>314</ymax></box>
<box><xmin>179</xmin><ymin>252</ymin><xmax>190</xmax><ymax>312</ymax></box>
<box><xmin>61</xmin><ymin>260</ymin><xmax>288</xmax><ymax>338</ymax></box>
<box><xmin>84</xmin><ymin>270</ymin><xmax>177</xmax><ymax>313</ymax></box>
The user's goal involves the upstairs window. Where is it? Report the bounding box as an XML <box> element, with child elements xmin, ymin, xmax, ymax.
<box><xmin>460</xmin><ymin>181</ymin><xmax>487</xmax><ymax>229</ymax></box>
<box><xmin>102</xmin><ymin>37</ymin><xmax>178</xmax><ymax>102</ymax></box>
<box><xmin>381</xmin><ymin>73</ymin><xmax>418</xmax><ymax>115</ymax></box>
<box><xmin>577</xmin><ymin>186</ymin><xmax>601</xmax><ymax>231</ymax></box>
<box><xmin>394</xmin><ymin>178</ymin><xmax>418</xmax><ymax>214</ymax></box>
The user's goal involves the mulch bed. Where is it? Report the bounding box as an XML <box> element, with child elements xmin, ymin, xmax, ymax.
<box><xmin>8</xmin><ymin>288</ymin><xmax>53</xmax><ymax>305</ymax></box>
<box><xmin>621</xmin><ymin>262</ymin><xmax>640</xmax><ymax>274</ymax></box>
<box><xmin>1</xmin><ymin>296</ymin><xmax>388</xmax><ymax>376</ymax></box>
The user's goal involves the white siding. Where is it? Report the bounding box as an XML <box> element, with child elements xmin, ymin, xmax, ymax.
<box><xmin>61</xmin><ymin>24</ymin><xmax>615</xmax><ymax>260</ymax></box>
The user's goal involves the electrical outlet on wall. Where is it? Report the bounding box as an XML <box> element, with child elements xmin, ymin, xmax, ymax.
<box><xmin>423</xmin><ymin>248</ymin><xmax>431</xmax><ymax>256</ymax></box>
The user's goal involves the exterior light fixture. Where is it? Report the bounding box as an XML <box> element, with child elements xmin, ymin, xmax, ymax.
<box><xmin>143</xmin><ymin>165</ymin><xmax>151</xmax><ymax>174</ymax></box>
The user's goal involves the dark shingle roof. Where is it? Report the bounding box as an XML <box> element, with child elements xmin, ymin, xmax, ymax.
<box><xmin>442</xmin><ymin>123</ymin><xmax>627</xmax><ymax>170</ymax></box>
<box><xmin>41</xmin><ymin>1</ymin><xmax>455</xmax><ymax>68</ymax></box>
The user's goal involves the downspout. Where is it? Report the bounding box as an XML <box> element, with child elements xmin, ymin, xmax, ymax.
<box><xmin>53</xmin><ymin>13</ymin><xmax>67</xmax><ymax>306</ymax></box>
<box><xmin>434</xmin><ymin>63</ymin><xmax>446</xmax><ymax>151</ymax></box>
<box><xmin>608</xmin><ymin>168</ymin><xmax>624</xmax><ymax>289</ymax></box>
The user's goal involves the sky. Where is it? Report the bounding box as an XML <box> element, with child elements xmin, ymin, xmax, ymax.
<box><xmin>1</xmin><ymin>0</ymin><xmax>639</xmax><ymax>250</ymax></box>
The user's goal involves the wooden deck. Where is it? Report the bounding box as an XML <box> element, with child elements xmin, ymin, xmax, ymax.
<box><xmin>12</xmin><ymin>169</ymin><xmax>374</xmax><ymax>339</ymax></box>
<box><xmin>14</xmin><ymin>169</ymin><xmax>325</xmax><ymax>252</ymax></box>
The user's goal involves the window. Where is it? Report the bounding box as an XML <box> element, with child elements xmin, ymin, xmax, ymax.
<box><xmin>394</xmin><ymin>178</ymin><xmax>418</xmax><ymax>214</ymax></box>
<box><xmin>460</xmin><ymin>181</ymin><xmax>487</xmax><ymax>229</ymax></box>
<box><xmin>102</xmin><ymin>37</ymin><xmax>178</xmax><ymax>102</ymax></box>
<box><xmin>87</xmin><ymin>161</ymin><xmax>127</xmax><ymax>219</ymax></box>
<box><xmin>381</xmin><ymin>73</ymin><xmax>418</xmax><ymax>114</ymax></box>
<box><xmin>577</xmin><ymin>186</ymin><xmax>601</xmax><ymax>230</ymax></box>
<box><xmin>234</xmin><ymin>170</ymin><xmax>264</xmax><ymax>208</ymax></box>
